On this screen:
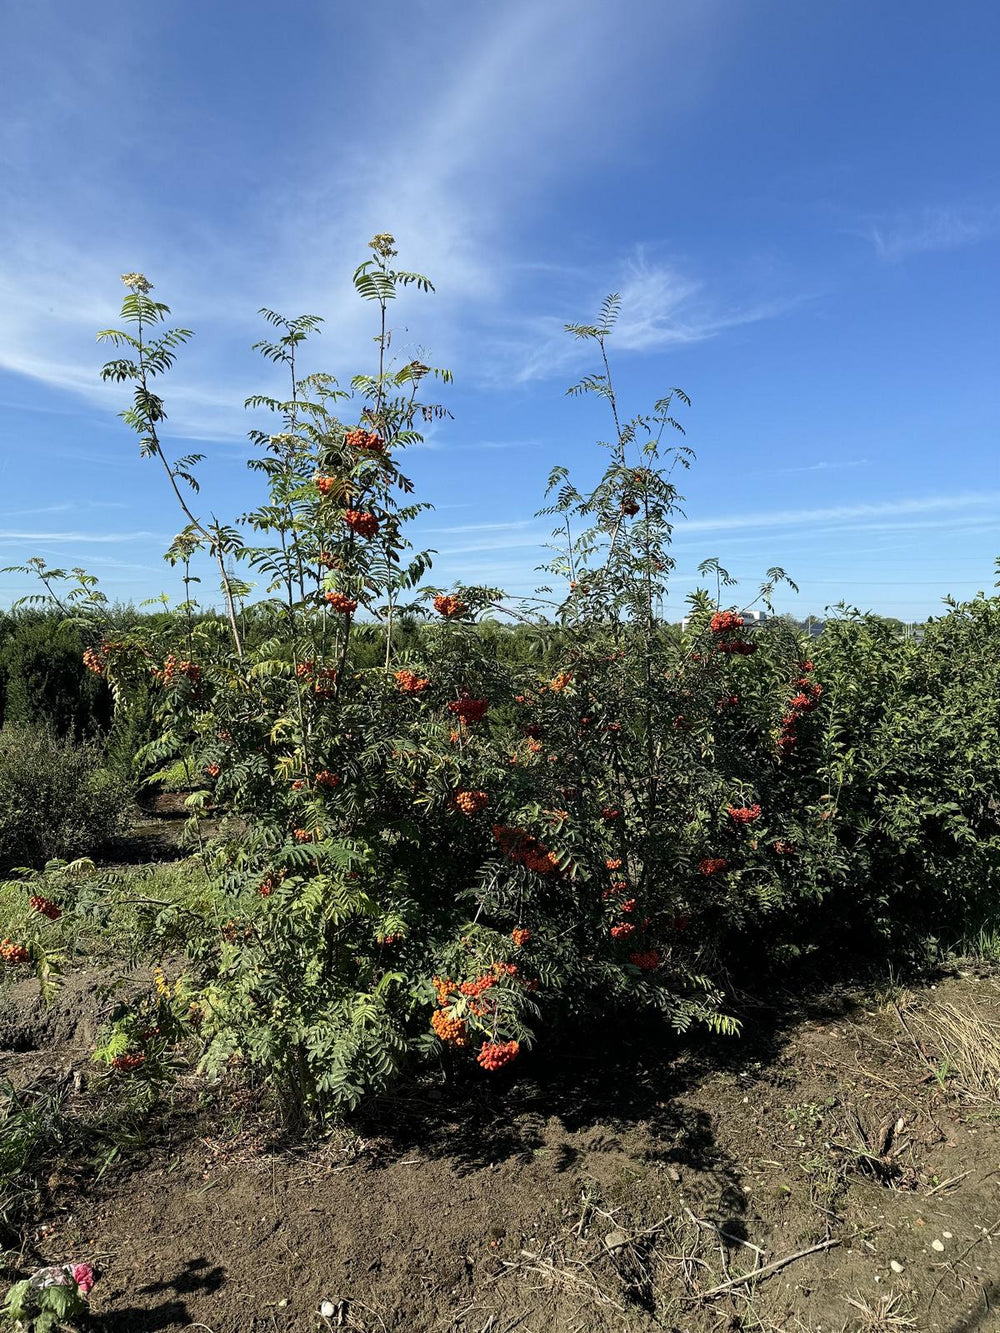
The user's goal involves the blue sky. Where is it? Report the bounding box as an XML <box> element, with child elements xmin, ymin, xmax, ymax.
<box><xmin>1</xmin><ymin>0</ymin><xmax>998</xmax><ymax>620</ymax></box>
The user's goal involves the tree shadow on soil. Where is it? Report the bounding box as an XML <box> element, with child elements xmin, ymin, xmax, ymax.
<box><xmin>349</xmin><ymin>968</ymin><xmax>873</xmax><ymax>1248</ymax></box>
<box><xmin>91</xmin><ymin>1257</ymin><xmax>226</xmax><ymax>1332</ymax></box>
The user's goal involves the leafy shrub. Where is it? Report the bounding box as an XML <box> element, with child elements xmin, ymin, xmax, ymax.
<box><xmin>806</xmin><ymin>600</ymin><xmax>1000</xmax><ymax>956</ymax></box>
<box><xmin>0</xmin><ymin>727</ymin><xmax>128</xmax><ymax>872</ymax></box>
<box><xmin>8</xmin><ymin>240</ymin><xmax>1000</xmax><ymax>1127</ymax></box>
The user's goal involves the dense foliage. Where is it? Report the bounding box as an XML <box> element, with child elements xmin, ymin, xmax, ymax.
<box><xmin>3</xmin><ymin>237</ymin><xmax>998</xmax><ymax>1125</ymax></box>
<box><xmin>0</xmin><ymin>728</ymin><xmax>127</xmax><ymax>875</ymax></box>
<box><xmin>0</xmin><ymin>614</ymin><xmax>111</xmax><ymax>739</ymax></box>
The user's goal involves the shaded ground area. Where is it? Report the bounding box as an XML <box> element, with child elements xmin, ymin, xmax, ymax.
<box><xmin>100</xmin><ymin>790</ymin><xmax>217</xmax><ymax>866</ymax></box>
<box><xmin>5</xmin><ymin>954</ymin><xmax>1000</xmax><ymax>1332</ymax></box>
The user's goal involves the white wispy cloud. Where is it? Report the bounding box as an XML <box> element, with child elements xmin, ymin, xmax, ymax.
<box><xmin>0</xmin><ymin>500</ymin><xmax>129</xmax><ymax>518</ymax></box>
<box><xmin>502</xmin><ymin>253</ymin><xmax>800</xmax><ymax>384</ymax></box>
<box><xmin>677</xmin><ymin>492</ymin><xmax>1000</xmax><ymax>535</ymax></box>
<box><xmin>866</xmin><ymin>205</ymin><xmax>1000</xmax><ymax>262</ymax></box>
<box><xmin>0</xmin><ymin>529</ymin><xmax>164</xmax><ymax>544</ymax></box>
<box><xmin>772</xmin><ymin>458</ymin><xmax>870</xmax><ymax>475</ymax></box>
<box><xmin>425</xmin><ymin>519</ymin><xmax>539</xmax><ymax>535</ymax></box>
<box><xmin>0</xmin><ymin>0</ymin><xmax>780</xmax><ymax>440</ymax></box>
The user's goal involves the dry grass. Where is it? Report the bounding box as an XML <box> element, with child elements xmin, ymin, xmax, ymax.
<box><xmin>843</xmin><ymin>1290</ymin><xmax>916</xmax><ymax>1331</ymax></box>
<box><xmin>921</xmin><ymin>997</ymin><xmax>1000</xmax><ymax>1103</ymax></box>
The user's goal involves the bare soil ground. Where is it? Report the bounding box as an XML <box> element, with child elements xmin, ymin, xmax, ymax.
<box><xmin>4</xmin><ymin>812</ymin><xmax>1000</xmax><ymax>1332</ymax></box>
<box><xmin>5</xmin><ymin>956</ymin><xmax>1000</xmax><ymax>1333</ymax></box>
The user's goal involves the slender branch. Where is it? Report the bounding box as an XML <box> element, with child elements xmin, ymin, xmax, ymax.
<box><xmin>692</xmin><ymin>1236</ymin><xmax>843</xmax><ymax>1300</ymax></box>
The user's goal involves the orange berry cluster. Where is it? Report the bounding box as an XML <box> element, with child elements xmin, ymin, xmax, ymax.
<box><xmin>0</xmin><ymin>938</ymin><xmax>30</xmax><ymax>964</ymax></box>
<box><xmin>315</xmin><ymin>770</ymin><xmax>341</xmax><ymax>787</ymax></box>
<box><xmin>728</xmin><ymin>804</ymin><xmax>762</xmax><ymax>824</ymax></box>
<box><xmin>610</xmin><ymin>921</ymin><xmax>636</xmax><ymax>939</ymax></box>
<box><xmin>455</xmin><ymin>789</ymin><xmax>488</xmax><ymax>816</ymax></box>
<box><xmin>313</xmin><ymin>666</ymin><xmax>338</xmax><ymax>698</ymax></box>
<box><xmin>82</xmin><ymin>647</ymin><xmax>104</xmax><ymax>675</ymax></box>
<box><xmin>431</xmin><ymin>1007</ymin><xmax>469</xmax><ymax>1047</ymax></box>
<box><xmin>159</xmin><ymin>654</ymin><xmax>201</xmax><ymax>683</ymax></box>
<box><xmin>606</xmin><ymin>858</ymin><xmax>622</xmax><ymax>871</ymax></box>
<box><xmin>493</xmin><ymin>825</ymin><xmax>560</xmax><ymax>876</ymax></box>
<box><xmin>111</xmin><ymin>1053</ymin><xmax>146</xmax><ymax>1072</ymax></box>
<box><xmin>447</xmin><ymin>696</ymin><xmax>488</xmax><ymax>725</ymax></box>
<box><xmin>460</xmin><ymin>974</ymin><xmax>495</xmax><ymax>1001</ymax></box>
<box><xmin>511</xmin><ymin>927</ymin><xmax>531</xmax><ymax>946</ymax></box>
<box><xmin>295</xmin><ymin>660</ymin><xmax>315</xmax><ymax>678</ymax></box>
<box><xmin>710</xmin><ymin>610</ymin><xmax>744</xmax><ymax>634</ymax></box>
<box><xmin>29</xmin><ymin>895</ymin><xmax>61</xmax><ymax>920</ymax></box>
<box><xmin>698</xmin><ymin>857</ymin><xmax>729</xmax><ymax>875</ymax></box>
<box><xmin>630</xmin><ymin>949</ymin><xmax>660</xmax><ymax>971</ymax></box>
<box><xmin>708</xmin><ymin>610</ymin><xmax>758</xmax><ymax>655</ymax></box>
<box><xmin>345</xmin><ymin>428</ymin><xmax>384</xmax><ymax>452</ymax></box>
<box><xmin>459</xmin><ymin>962</ymin><xmax>521</xmax><ymax>1014</ymax></box>
<box><xmin>779</xmin><ymin>662</ymin><xmax>822</xmax><ymax>754</ymax></box>
<box><xmin>344</xmin><ymin>509</ymin><xmax>379</xmax><ymax>538</ymax></box>
<box><xmin>315</xmin><ymin>474</ymin><xmax>337</xmax><ymax>495</ymax></box>
<box><xmin>205</xmin><ymin>762</ymin><xmax>220</xmax><ymax>779</ymax></box>
<box><xmin>257</xmin><ymin>871</ymin><xmax>286</xmax><ymax>897</ymax></box>
<box><xmin>433</xmin><ymin>593</ymin><xmax>467</xmax><ymax>618</ymax></box>
<box><xmin>432</xmin><ymin>975</ymin><xmax>455</xmax><ymax>1005</ymax></box>
<box><xmin>395</xmin><ymin>669</ymin><xmax>430</xmax><ymax>694</ymax></box>
<box><xmin>476</xmin><ymin>1040</ymin><xmax>520</xmax><ymax>1071</ymax></box>
<box><xmin>602</xmin><ymin>807</ymin><xmax>622</xmax><ymax>822</ymax></box>
<box><xmin>549</xmin><ymin>671</ymin><xmax>573</xmax><ymax>692</ymax></box>
<box><xmin>325</xmin><ymin>591</ymin><xmax>357</xmax><ymax>614</ymax></box>
<box><xmin>293</xmin><ymin>828</ymin><xmax>315</xmax><ymax>842</ymax></box>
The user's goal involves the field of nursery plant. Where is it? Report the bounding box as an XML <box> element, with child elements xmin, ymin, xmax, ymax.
<box><xmin>2</xmin><ymin>238</ymin><xmax>1000</xmax><ymax>1332</ymax></box>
